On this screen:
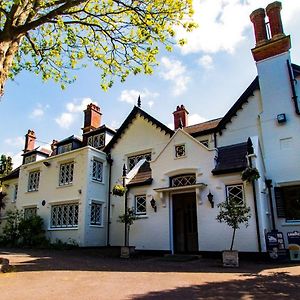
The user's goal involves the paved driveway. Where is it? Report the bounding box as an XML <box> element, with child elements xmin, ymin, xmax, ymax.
<box><xmin>0</xmin><ymin>248</ymin><xmax>299</xmax><ymax>300</ymax></box>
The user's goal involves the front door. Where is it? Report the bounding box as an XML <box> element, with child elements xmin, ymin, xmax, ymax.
<box><xmin>172</xmin><ymin>192</ymin><xmax>198</xmax><ymax>253</ymax></box>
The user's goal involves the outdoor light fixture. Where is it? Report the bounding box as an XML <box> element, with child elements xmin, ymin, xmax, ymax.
<box><xmin>207</xmin><ymin>192</ymin><xmax>214</xmax><ymax>208</ymax></box>
<box><xmin>150</xmin><ymin>197</ymin><xmax>157</xmax><ymax>212</ymax></box>
<box><xmin>277</xmin><ymin>113</ymin><xmax>286</xmax><ymax>124</ymax></box>
<box><xmin>43</xmin><ymin>161</ymin><xmax>51</xmax><ymax>167</ymax></box>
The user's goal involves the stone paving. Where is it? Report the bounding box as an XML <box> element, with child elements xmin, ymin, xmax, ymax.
<box><xmin>0</xmin><ymin>248</ymin><xmax>299</xmax><ymax>300</ymax></box>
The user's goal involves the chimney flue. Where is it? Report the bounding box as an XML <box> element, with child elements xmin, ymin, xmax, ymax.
<box><xmin>250</xmin><ymin>8</ymin><xmax>267</xmax><ymax>46</ymax></box>
<box><xmin>82</xmin><ymin>103</ymin><xmax>102</xmax><ymax>133</ymax></box>
<box><xmin>266</xmin><ymin>1</ymin><xmax>284</xmax><ymax>39</ymax></box>
<box><xmin>173</xmin><ymin>105</ymin><xmax>189</xmax><ymax>130</ymax></box>
<box><xmin>24</xmin><ymin>129</ymin><xmax>36</xmax><ymax>153</ymax></box>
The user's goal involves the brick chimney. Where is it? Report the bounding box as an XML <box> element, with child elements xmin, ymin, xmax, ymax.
<box><xmin>82</xmin><ymin>103</ymin><xmax>102</xmax><ymax>133</ymax></box>
<box><xmin>24</xmin><ymin>130</ymin><xmax>36</xmax><ymax>153</ymax></box>
<box><xmin>250</xmin><ymin>1</ymin><xmax>290</xmax><ymax>62</ymax></box>
<box><xmin>173</xmin><ymin>105</ymin><xmax>189</xmax><ymax>130</ymax></box>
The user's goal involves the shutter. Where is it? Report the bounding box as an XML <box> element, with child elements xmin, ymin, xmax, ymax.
<box><xmin>274</xmin><ymin>187</ymin><xmax>286</xmax><ymax>218</ymax></box>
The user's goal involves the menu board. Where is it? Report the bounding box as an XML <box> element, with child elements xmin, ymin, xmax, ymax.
<box><xmin>265</xmin><ymin>230</ymin><xmax>286</xmax><ymax>259</ymax></box>
<box><xmin>287</xmin><ymin>231</ymin><xmax>300</xmax><ymax>261</ymax></box>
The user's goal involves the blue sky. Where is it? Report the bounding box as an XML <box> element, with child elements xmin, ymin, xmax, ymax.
<box><xmin>1</xmin><ymin>0</ymin><xmax>300</xmax><ymax>167</ymax></box>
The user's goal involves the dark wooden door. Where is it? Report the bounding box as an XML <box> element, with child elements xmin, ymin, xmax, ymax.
<box><xmin>173</xmin><ymin>192</ymin><xmax>198</xmax><ymax>253</ymax></box>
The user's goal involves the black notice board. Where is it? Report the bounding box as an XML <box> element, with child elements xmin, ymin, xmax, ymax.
<box><xmin>265</xmin><ymin>230</ymin><xmax>287</xmax><ymax>259</ymax></box>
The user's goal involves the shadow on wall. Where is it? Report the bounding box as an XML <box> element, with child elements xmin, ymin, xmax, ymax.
<box><xmin>131</xmin><ymin>272</ymin><xmax>299</xmax><ymax>300</ymax></box>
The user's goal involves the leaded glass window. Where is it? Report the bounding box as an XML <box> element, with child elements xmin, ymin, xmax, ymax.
<box><xmin>28</xmin><ymin>171</ymin><xmax>40</xmax><ymax>191</ymax></box>
<box><xmin>171</xmin><ymin>174</ymin><xmax>196</xmax><ymax>187</ymax></box>
<box><xmin>51</xmin><ymin>203</ymin><xmax>79</xmax><ymax>228</ymax></box>
<box><xmin>175</xmin><ymin>144</ymin><xmax>186</xmax><ymax>158</ymax></box>
<box><xmin>135</xmin><ymin>195</ymin><xmax>147</xmax><ymax>215</ymax></box>
<box><xmin>128</xmin><ymin>153</ymin><xmax>151</xmax><ymax>171</ymax></box>
<box><xmin>92</xmin><ymin>160</ymin><xmax>103</xmax><ymax>182</ymax></box>
<box><xmin>90</xmin><ymin>202</ymin><xmax>103</xmax><ymax>225</ymax></box>
<box><xmin>24</xmin><ymin>207</ymin><xmax>37</xmax><ymax>219</ymax></box>
<box><xmin>13</xmin><ymin>184</ymin><xmax>18</xmax><ymax>202</ymax></box>
<box><xmin>226</xmin><ymin>184</ymin><xmax>244</xmax><ymax>206</ymax></box>
<box><xmin>87</xmin><ymin>134</ymin><xmax>105</xmax><ymax>148</ymax></box>
<box><xmin>24</xmin><ymin>154</ymin><xmax>36</xmax><ymax>164</ymax></box>
<box><xmin>59</xmin><ymin>162</ymin><xmax>74</xmax><ymax>186</ymax></box>
<box><xmin>57</xmin><ymin>143</ymin><xmax>72</xmax><ymax>154</ymax></box>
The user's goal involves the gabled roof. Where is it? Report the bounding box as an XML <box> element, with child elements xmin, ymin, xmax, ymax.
<box><xmin>22</xmin><ymin>147</ymin><xmax>51</xmax><ymax>157</ymax></box>
<box><xmin>56</xmin><ymin>135</ymin><xmax>82</xmax><ymax>146</ymax></box>
<box><xmin>127</xmin><ymin>161</ymin><xmax>152</xmax><ymax>187</ymax></box>
<box><xmin>0</xmin><ymin>167</ymin><xmax>20</xmax><ymax>182</ymax></box>
<box><xmin>82</xmin><ymin>124</ymin><xmax>116</xmax><ymax>137</ymax></box>
<box><xmin>212</xmin><ymin>142</ymin><xmax>248</xmax><ymax>175</ymax></box>
<box><xmin>184</xmin><ymin>118</ymin><xmax>222</xmax><ymax>137</ymax></box>
<box><xmin>105</xmin><ymin>106</ymin><xmax>174</xmax><ymax>152</ymax></box>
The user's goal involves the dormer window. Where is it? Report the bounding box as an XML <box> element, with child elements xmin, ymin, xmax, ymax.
<box><xmin>57</xmin><ymin>143</ymin><xmax>72</xmax><ymax>154</ymax></box>
<box><xmin>87</xmin><ymin>133</ymin><xmax>105</xmax><ymax>149</ymax></box>
<box><xmin>24</xmin><ymin>154</ymin><xmax>36</xmax><ymax>164</ymax></box>
<box><xmin>128</xmin><ymin>152</ymin><xmax>151</xmax><ymax>171</ymax></box>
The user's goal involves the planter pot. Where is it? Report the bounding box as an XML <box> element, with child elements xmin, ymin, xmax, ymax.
<box><xmin>120</xmin><ymin>246</ymin><xmax>135</xmax><ymax>258</ymax></box>
<box><xmin>222</xmin><ymin>250</ymin><xmax>239</xmax><ymax>267</ymax></box>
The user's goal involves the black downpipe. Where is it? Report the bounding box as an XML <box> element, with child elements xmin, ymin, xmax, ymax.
<box><xmin>213</xmin><ymin>132</ymin><xmax>217</xmax><ymax>148</ymax></box>
<box><xmin>265</xmin><ymin>179</ymin><xmax>276</xmax><ymax>231</ymax></box>
<box><xmin>106</xmin><ymin>154</ymin><xmax>113</xmax><ymax>246</ymax></box>
<box><xmin>249</xmin><ymin>156</ymin><xmax>262</xmax><ymax>252</ymax></box>
<box><xmin>286</xmin><ymin>60</ymin><xmax>300</xmax><ymax>115</ymax></box>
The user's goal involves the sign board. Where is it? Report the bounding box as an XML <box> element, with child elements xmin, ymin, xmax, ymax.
<box><xmin>265</xmin><ymin>230</ymin><xmax>287</xmax><ymax>259</ymax></box>
<box><xmin>287</xmin><ymin>231</ymin><xmax>300</xmax><ymax>261</ymax></box>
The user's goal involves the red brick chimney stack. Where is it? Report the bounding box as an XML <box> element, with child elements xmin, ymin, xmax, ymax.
<box><xmin>51</xmin><ymin>140</ymin><xmax>58</xmax><ymax>151</ymax></box>
<box><xmin>173</xmin><ymin>105</ymin><xmax>189</xmax><ymax>130</ymax></box>
<box><xmin>24</xmin><ymin>130</ymin><xmax>36</xmax><ymax>153</ymax></box>
<box><xmin>266</xmin><ymin>1</ymin><xmax>284</xmax><ymax>39</ymax></box>
<box><xmin>250</xmin><ymin>1</ymin><xmax>290</xmax><ymax>62</ymax></box>
<box><xmin>82</xmin><ymin>103</ymin><xmax>102</xmax><ymax>133</ymax></box>
<box><xmin>250</xmin><ymin>8</ymin><xmax>267</xmax><ymax>46</ymax></box>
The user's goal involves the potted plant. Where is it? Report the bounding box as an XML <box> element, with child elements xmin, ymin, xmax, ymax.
<box><xmin>241</xmin><ymin>167</ymin><xmax>260</xmax><ymax>183</ymax></box>
<box><xmin>119</xmin><ymin>207</ymin><xmax>138</xmax><ymax>258</ymax></box>
<box><xmin>216</xmin><ymin>197</ymin><xmax>251</xmax><ymax>267</ymax></box>
<box><xmin>112</xmin><ymin>184</ymin><xmax>126</xmax><ymax>196</ymax></box>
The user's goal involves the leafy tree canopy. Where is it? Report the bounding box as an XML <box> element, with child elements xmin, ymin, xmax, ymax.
<box><xmin>0</xmin><ymin>0</ymin><xmax>195</xmax><ymax>96</ymax></box>
<box><xmin>0</xmin><ymin>155</ymin><xmax>13</xmax><ymax>177</ymax></box>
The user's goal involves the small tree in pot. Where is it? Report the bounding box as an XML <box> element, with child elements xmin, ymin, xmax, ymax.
<box><xmin>216</xmin><ymin>197</ymin><xmax>251</xmax><ymax>267</ymax></box>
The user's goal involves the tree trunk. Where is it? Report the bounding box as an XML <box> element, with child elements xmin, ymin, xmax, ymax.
<box><xmin>0</xmin><ymin>39</ymin><xmax>21</xmax><ymax>97</ymax></box>
<box><xmin>230</xmin><ymin>228</ymin><xmax>236</xmax><ymax>251</ymax></box>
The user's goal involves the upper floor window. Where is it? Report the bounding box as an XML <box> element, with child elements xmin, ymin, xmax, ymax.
<box><xmin>87</xmin><ymin>133</ymin><xmax>105</xmax><ymax>149</ymax></box>
<box><xmin>24</xmin><ymin>154</ymin><xmax>36</xmax><ymax>164</ymax></box>
<box><xmin>51</xmin><ymin>203</ymin><xmax>79</xmax><ymax>228</ymax></box>
<box><xmin>90</xmin><ymin>202</ymin><xmax>103</xmax><ymax>226</ymax></box>
<box><xmin>175</xmin><ymin>144</ymin><xmax>186</xmax><ymax>158</ymax></box>
<box><xmin>59</xmin><ymin>162</ymin><xmax>74</xmax><ymax>186</ymax></box>
<box><xmin>57</xmin><ymin>143</ymin><xmax>72</xmax><ymax>154</ymax></box>
<box><xmin>24</xmin><ymin>207</ymin><xmax>37</xmax><ymax>219</ymax></box>
<box><xmin>92</xmin><ymin>159</ymin><xmax>103</xmax><ymax>182</ymax></box>
<box><xmin>135</xmin><ymin>195</ymin><xmax>147</xmax><ymax>215</ymax></box>
<box><xmin>128</xmin><ymin>152</ymin><xmax>151</xmax><ymax>171</ymax></box>
<box><xmin>171</xmin><ymin>174</ymin><xmax>196</xmax><ymax>187</ymax></box>
<box><xmin>28</xmin><ymin>171</ymin><xmax>40</xmax><ymax>192</ymax></box>
<box><xmin>13</xmin><ymin>184</ymin><xmax>18</xmax><ymax>202</ymax></box>
<box><xmin>226</xmin><ymin>184</ymin><xmax>244</xmax><ymax>206</ymax></box>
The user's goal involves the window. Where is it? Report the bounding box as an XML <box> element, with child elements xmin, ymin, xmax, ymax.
<box><xmin>24</xmin><ymin>207</ymin><xmax>37</xmax><ymax>219</ymax></box>
<box><xmin>90</xmin><ymin>202</ymin><xmax>103</xmax><ymax>225</ymax></box>
<box><xmin>275</xmin><ymin>185</ymin><xmax>300</xmax><ymax>221</ymax></box>
<box><xmin>92</xmin><ymin>160</ymin><xmax>103</xmax><ymax>182</ymax></box>
<box><xmin>135</xmin><ymin>195</ymin><xmax>147</xmax><ymax>215</ymax></box>
<box><xmin>59</xmin><ymin>162</ymin><xmax>74</xmax><ymax>186</ymax></box>
<box><xmin>51</xmin><ymin>203</ymin><xmax>79</xmax><ymax>228</ymax></box>
<box><xmin>226</xmin><ymin>184</ymin><xmax>244</xmax><ymax>206</ymax></box>
<box><xmin>175</xmin><ymin>144</ymin><xmax>186</xmax><ymax>158</ymax></box>
<box><xmin>171</xmin><ymin>174</ymin><xmax>196</xmax><ymax>187</ymax></box>
<box><xmin>13</xmin><ymin>184</ymin><xmax>18</xmax><ymax>202</ymax></box>
<box><xmin>28</xmin><ymin>171</ymin><xmax>40</xmax><ymax>191</ymax></box>
<box><xmin>87</xmin><ymin>133</ymin><xmax>105</xmax><ymax>148</ymax></box>
<box><xmin>24</xmin><ymin>154</ymin><xmax>36</xmax><ymax>164</ymax></box>
<box><xmin>128</xmin><ymin>152</ymin><xmax>151</xmax><ymax>171</ymax></box>
<box><xmin>57</xmin><ymin>143</ymin><xmax>72</xmax><ymax>154</ymax></box>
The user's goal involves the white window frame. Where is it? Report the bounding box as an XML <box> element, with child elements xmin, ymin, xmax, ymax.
<box><xmin>225</xmin><ymin>184</ymin><xmax>245</xmax><ymax>206</ymax></box>
<box><xmin>59</xmin><ymin>161</ymin><xmax>74</xmax><ymax>186</ymax></box>
<box><xmin>24</xmin><ymin>154</ymin><xmax>36</xmax><ymax>164</ymax></box>
<box><xmin>135</xmin><ymin>195</ymin><xmax>147</xmax><ymax>215</ymax></box>
<box><xmin>90</xmin><ymin>201</ymin><xmax>103</xmax><ymax>226</ymax></box>
<box><xmin>128</xmin><ymin>152</ymin><xmax>151</xmax><ymax>171</ymax></box>
<box><xmin>28</xmin><ymin>170</ymin><xmax>40</xmax><ymax>192</ymax></box>
<box><xmin>24</xmin><ymin>207</ymin><xmax>37</xmax><ymax>219</ymax></box>
<box><xmin>57</xmin><ymin>143</ymin><xmax>72</xmax><ymax>154</ymax></box>
<box><xmin>12</xmin><ymin>184</ymin><xmax>18</xmax><ymax>203</ymax></box>
<box><xmin>171</xmin><ymin>174</ymin><xmax>196</xmax><ymax>187</ymax></box>
<box><xmin>92</xmin><ymin>159</ymin><xmax>103</xmax><ymax>182</ymax></box>
<box><xmin>50</xmin><ymin>203</ymin><xmax>79</xmax><ymax>228</ymax></box>
<box><xmin>87</xmin><ymin>133</ymin><xmax>105</xmax><ymax>148</ymax></box>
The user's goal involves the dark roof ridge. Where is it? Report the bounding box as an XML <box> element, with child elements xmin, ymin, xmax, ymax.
<box><xmin>185</xmin><ymin>117</ymin><xmax>223</xmax><ymax>129</ymax></box>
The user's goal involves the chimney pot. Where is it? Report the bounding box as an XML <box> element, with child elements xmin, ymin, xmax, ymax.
<box><xmin>266</xmin><ymin>1</ymin><xmax>284</xmax><ymax>39</ymax></box>
<box><xmin>173</xmin><ymin>105</ymin><xmax>189</xmax><ymax>130</ymax></box>
<box><xmin>250</xmin><ymin>8</ymin><xmax>268</xmax><ymax>46</ymax></box>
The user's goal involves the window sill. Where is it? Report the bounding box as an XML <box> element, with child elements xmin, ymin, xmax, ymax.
<box><xmin>91</xmin><ymin>179</ymin><xmax>104</xmax><ymax>185</ymax></box>
<box><xmin>281</xmin><ymin>221</ymin><xmax>300</xmax><ymax>226</ymax></box>
<box><xmin>57</xmin><ymin>183</ymin><xmax>73</xmax><ymax>189</ymax></box>
<box><xmin>26</xmin><ymin>190</ymin><xmax>39</xmax><ymax>193</ymax></box>
<box><xmin>136</xmin><ymin>215</ymin><xmax>148</xmax><ymax>219</ymax></box>
<box><xmin>48</xmin><ymin>227</ymin><xmax>78</xmax><ymax>231</ymax></box>
<box><xmin>89</xmin><ymin>224</ymin><xmax>104</xmax><ymax>228</ymax></box>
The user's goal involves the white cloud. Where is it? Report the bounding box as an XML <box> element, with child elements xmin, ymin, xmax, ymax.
<box><xmin>188</xmin><ymin>114</ymin><xmax>207</xmax><ymax>126</ymax></box>
<box><xmin>30</xmin><ymin>103</ymin><xmax>50</xmax><ymax>119</ymax></box>
<box><xmin>110</xmin><ymin>120</ymin><xmax>120</xmax><ymax>129</ymax></box>
<box><xmin>198</xmin><ymin>55</ymin><xmax>214</xmax><ymax>70</ymax></box>
<box><xmin>160</xmin><ymin>57</ymin><xmax>190</xmax><ymax>96</ymax></box>
<box><xmin>119</xmin><ymin>89</ymin><xmax>159</xmax><ymax>107</ymax></box>
<box><xmin>55</xmin><ymin>98</ymin><xmax>98</xmax><ymax>129</ymax></box>
<box><xmin>4</xmin><ymin>136</ymin><xmax>25</xmax><ymax>147</ymax></box>
<box><xmin>176</xmin><ymin>0</ymin><xmax>300</xmax><ymax>55</ymax></box>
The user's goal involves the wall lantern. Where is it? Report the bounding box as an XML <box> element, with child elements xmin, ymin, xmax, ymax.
<box><xmin>150</xmin><ymin>197</ymin><xmax>157</xmax><ymax>212</ymax></box>
<box><xmin>43</xmin><ymin>161</ymin><xmax>51</xmax><ymax>167</ymax></box>
<box><xmin>207</xmin><ymin>192</ymin><xmax>214</xmax><ymax>208</ymax></box>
